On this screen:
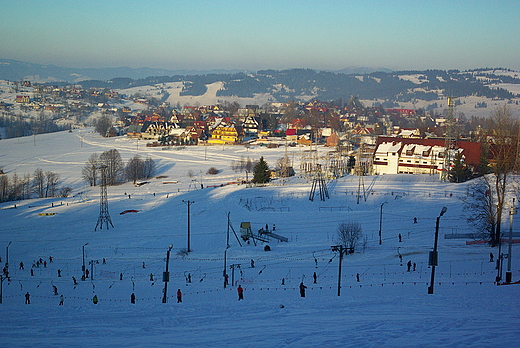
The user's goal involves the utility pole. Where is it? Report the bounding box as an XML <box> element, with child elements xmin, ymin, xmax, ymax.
<box><xmin>331</xmin><ymin>245</ymin><xmax>349</xmax><ymax>296</ymax></box>
<box><xmin>82</xmin><ymin>243</ymin><xmax>89</xmax><ymax>280</ymax></box>
<box><xmin>224</xmin><ymin>212</ymin><xmax>230</xmax><ymax>288</ymax></box>
<box><xmin>89</xmin><ymin>260</ymin><xmax>99</xmax><ymax>280</ymax></box>
<box><xmin>230</xmin><ymin>264</ymin><xmax>241</xmax><ymax>287</ymax></box>
<box><xmin>379</xmin><ymin>202</ymin><xmax>387</xmax><ymax>245</ymax></box>
<box><xmin>5</xmin><ymin>241</ymin><xmax>12</xmax><ymax>270</ymax></box>
<box><xmin>162</xmin><ymin>244</ymin><xmax>173</xmax><ymax>303</ymax></box>
<box><xmin>506</xmin><ymin>205</ymin><xmax>516</xmax><ymax>283</ymax></box>
<box><xmin>182</xmin><ymin>200</ymin><xmax>195</xmax><ymax>252</ymax></box>
<box><xmin>428</xmin><ymin>206</ymin><xmax>447</xmax><ymax>294</ymax></box>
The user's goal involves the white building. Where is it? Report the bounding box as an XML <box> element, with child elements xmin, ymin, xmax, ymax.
<box><xmin>373</xmin><ymin>141</ymin><xmax>461</xmax><ymax>176</ymax></box>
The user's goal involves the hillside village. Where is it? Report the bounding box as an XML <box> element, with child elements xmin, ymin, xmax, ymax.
<box><xmin>0</xmin><ymin>76</ymin><xmax>518</xmax><ymax>182</ymax></box>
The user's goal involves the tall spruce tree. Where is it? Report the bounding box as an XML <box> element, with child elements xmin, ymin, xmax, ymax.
<box><xmin>252</xmin><ymin>157</ymin><xmax>270</xmax><ymax>184</ymax></box>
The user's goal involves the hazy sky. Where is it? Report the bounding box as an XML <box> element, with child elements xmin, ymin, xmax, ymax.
<box><xmin>2</xmin><ymin>0</ymin><xmax>519</xmax><ymax>71</ymax></box>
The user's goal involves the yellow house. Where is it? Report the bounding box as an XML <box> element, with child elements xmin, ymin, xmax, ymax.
<box><xmin>209</xmin><ymin>125</ymin><xmax>241</xmax><ymax>144</ymax></box>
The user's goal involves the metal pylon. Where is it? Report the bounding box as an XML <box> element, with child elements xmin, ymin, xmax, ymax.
<box><xmin>95</xmin><ymin>165</ymin><xmax>114</xmax><ymax>231</ymax></box>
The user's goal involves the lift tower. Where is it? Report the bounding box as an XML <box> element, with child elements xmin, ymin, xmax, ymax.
<box><xmin>95</xmin><ymin>165</ymin><xmax>114</xmax><ymax>231</ymax></box>
<box><xmin>441</xmin><ymin>97</ymin><xmax>457</xmax><ymax>181</ymax></box>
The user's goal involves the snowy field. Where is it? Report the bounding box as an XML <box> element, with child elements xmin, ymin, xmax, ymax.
<box><xmin>1</xmin><ymin>129</ymin><xmax>519</xmax><ymax>347</ymax></box>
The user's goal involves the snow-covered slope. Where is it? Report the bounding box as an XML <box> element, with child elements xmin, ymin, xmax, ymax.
<box><xmin>1</xmin><ymin>130</ymin><xmax>519</xmax><ymax>347</ymax></box>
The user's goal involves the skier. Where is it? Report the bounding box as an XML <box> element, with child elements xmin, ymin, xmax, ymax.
<box><xmin>92</xmin><ymin>295</ymin><xmax>98</xmax><ymax>304</ymax></box>
<box><xmin>299</xmin><ymin>282</ymin><xmax>307</xmax><ymax>297</ymax></box>
<box><xmin>237</xmin><ymin>285</ymin><xmax>244</xmax><ymax>300</ymax></box>
<box><xmin>398</xmin><ymin>234</ymin><xmax>402</xmax><ymax>242</ymax></box>
<box><xmin>131</xmin><ymin>293</ymin><xmax>136</xmax><ymax>304</ymax></box>
<box><xmin>57</xmin><ymin>269</ymin><xmax>61</xmax><ymax>277</ymax></box>
<box><xmin>53</xmin><ymin>285</ymin><xmax>58</xmax><ymax>295</ymax></box>
<box><xmin>251</xmin><ymin>259</ymin><xmax>255</xmax><ymax>268</ymax></box>
<box><xmin>489</xmin><ymin>252</ymin><xmax>494</xmax><ymax>262</ymax></box>
<box><xmin>177</xmin><ymin>289</ymin><xmax>182</xmax><ymax>303</ymax></box>
<box><xmin>85</xmin><ymin>269</ymin><xmax>89</xmax><ymax>278</ymax></box>
<box><xmin>407</xmin><ymin>260</ymin><xmax>412</xmax><ymax>272</ymax></box>
<box><xmin>30</xmin><ymin>269</ymin><xmax>34</xmax><ymax>276</ymax></box>
<box><xmin>59</xmin><ymin>295</ymin><xmax>64</xmax><ymax>305</ymax></box>
<box><xmin>72</xmin><ymin>276</ymin><xmax>78</xmax><ymax>285</ymax></box>
<box><xmin>413</xmin><ymin>263</ymin><xmax>416</xmax><ymax>272</ymax></box>
<box><xmin>25</xmin><ymin>292</ymin><xmax>30</xmax><ymax>304</ymax></box>
<box><xmin>356</xmin><ymin>273</ymin><xmax>360</xmax><ymax>282</ymax></box>
<box><xmin>149</xmin><ymin>273</ymin><xmax>154</xmax><ymax>281</ymax></box>
<box><xmin>19</xmin><ymin>262</ymin><xmax>24</xmax><ymax>270</ymax></box>
<box><xmin>414</xmin><ymin>217</ymin><xmax>417</xmax><ymax>223</ymax></box>
<box><xmin>313</xmin><ymin>272</ymin><xmax>317</xmax><ymax>284</ymax></box>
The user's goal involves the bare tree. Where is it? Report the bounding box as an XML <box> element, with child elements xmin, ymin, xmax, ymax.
<box><xmin>32</xmin><ymin>168</ymin><xmax>45</xmax><ymax>198</ymax></box>
<box><xmin>276</xmin><ymin>154</ymin><xmax>294</xmax><ymax>177</ymax></box>
<box><xmin>143</xmin><ymin>157</ymin><xmax>156</xmax><ymax>179</ymax></box>
<box><xmin>0</xmin><ymin>174</ymin><xmax>8</xmax><ymax>202</ymax></box>
<box><xmin>82</xmin><ymin>153</ymin><xmax>99</xmax><ymax>186</ymax></box>
<box><xmin>336</xmin><ymin>221</ymin><xmax>363</xmax><ymax>252</ymax></box>
<box><xmin>125</xmin><ymin>155</ymin><xmax>143</xmax><ymax>184</ymax></box>
<box><xmin>485</xmin><ymin>105</ymin><xmax>520</xmax><ymax>246</ymax></box>
<box><xmin>125</xmin><ymin>155</ymin><xmax>156</xmax><ymax>184</ymax></box>
<box><xmin>462</xmin><ymin>176</ymin><xmax>496</xmax><ymax>240</ymax></box>
<box><xmin>94</xmin><ymin>115</ymin><xmax>112</xmax><ymax>137</ymax></box>
<box><xmin>45</xmin><ymin>171</ymin><xmax>60</xmax><ymax>197</ymax></box>
<box><xmin>99</xmin><ymin>149</ymin><xmax>124</xmax><ymax>186</ymax></box>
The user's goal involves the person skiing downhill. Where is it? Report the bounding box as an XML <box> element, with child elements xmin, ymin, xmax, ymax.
<box><xmin>237</xmin><ymin>285</ymin><xmax>244</xmax><ymax>300</ymax></box>
<box><xmin>177</xmin><ymin>289</ymin><xmax>182</xmax><ymax>303</ymax></box>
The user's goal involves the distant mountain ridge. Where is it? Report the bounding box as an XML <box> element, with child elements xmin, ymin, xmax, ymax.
<box><xmin>0</xmin><ymin>59</ymin><xmax>249</xmax><ymax>82</ymax></box>
<box><xmin>1</xmin><ymin>59</ymin><xmax>519</xmax><ymax>105</ymax></box>
<box><xmin>0</xmin><ymin>59</ymin><xmax>394</xmax><ymax>83</ymax></box>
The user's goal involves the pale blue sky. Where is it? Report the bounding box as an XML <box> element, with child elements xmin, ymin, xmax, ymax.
<box><xmin>2</xmin><ymin>0</ymin><xmax>519</xmax><ymax>71</ymax></box>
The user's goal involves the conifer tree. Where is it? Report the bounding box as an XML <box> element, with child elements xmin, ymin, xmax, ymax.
<box><xmin>252</xmin><ymin>157</ymin><xmax>270</xmax><ymax>184</ymax></box>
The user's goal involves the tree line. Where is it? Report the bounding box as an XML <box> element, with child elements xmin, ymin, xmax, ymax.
<box><xmin>0</xmin><ymin>168</ymin><xmax>71</xmax><ymax>203</ymax></box>
<box><xmin>82</xmin><ymin>149</ymin><xmax>156</xmax><ymax>186</ymax></box>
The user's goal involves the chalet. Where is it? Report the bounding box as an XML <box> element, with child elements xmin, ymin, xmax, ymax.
<box><xmin>326</xmin><ymin>133</ymin><xmax>340</xmax><ymax>147</ymax></box>
<box><xmin>242</xmin><ymin>113</ymin><xmax>260</xmax><ymax>135</ymax></box>
<box><xmin>209</xmin><ymin>123</ymin><xmax>242</xmax><ymax>144</ymax></box>
<box><xmin>15</xmin><ymin>95</ymin><xmax>30</xmax><ymax>103</ymax></box>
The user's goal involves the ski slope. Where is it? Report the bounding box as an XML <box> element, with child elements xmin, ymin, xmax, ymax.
<box><xmin>1</xmin><ymin>129</ymin><xmax>519</xmax><ymax>347</ymax></box>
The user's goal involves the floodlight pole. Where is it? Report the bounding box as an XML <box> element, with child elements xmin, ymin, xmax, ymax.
<box><xmin>428</xmin><ymin>207</ymin><xmax>447</xmax><ymax>294</ymax></box>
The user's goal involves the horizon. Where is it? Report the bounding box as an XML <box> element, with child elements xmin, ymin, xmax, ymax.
<box><xmin>2</xmin><ymin>1</ymin><xmax>520</xmax><ymax>72</ymax></box>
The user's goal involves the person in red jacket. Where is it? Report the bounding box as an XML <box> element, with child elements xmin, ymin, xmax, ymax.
<box><xmin>176</xmin><ymin>289</ymin><xmax>182</xmax><ymax>303</ymax></box>
<box><xmin>237</xmin><ymin>285</ymin><xmax>244</xmax><ymax>300</ymax></box>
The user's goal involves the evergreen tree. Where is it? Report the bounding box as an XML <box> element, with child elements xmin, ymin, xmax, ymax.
<box><xmin>449</xmin><ymin>152</ymin><xmax>472</xmax><ymax>183</ymax></box>
<box><xmin>252</xmin><ymin>157</ymin><xmax>270</xmax><ymax>184</ymax></box>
